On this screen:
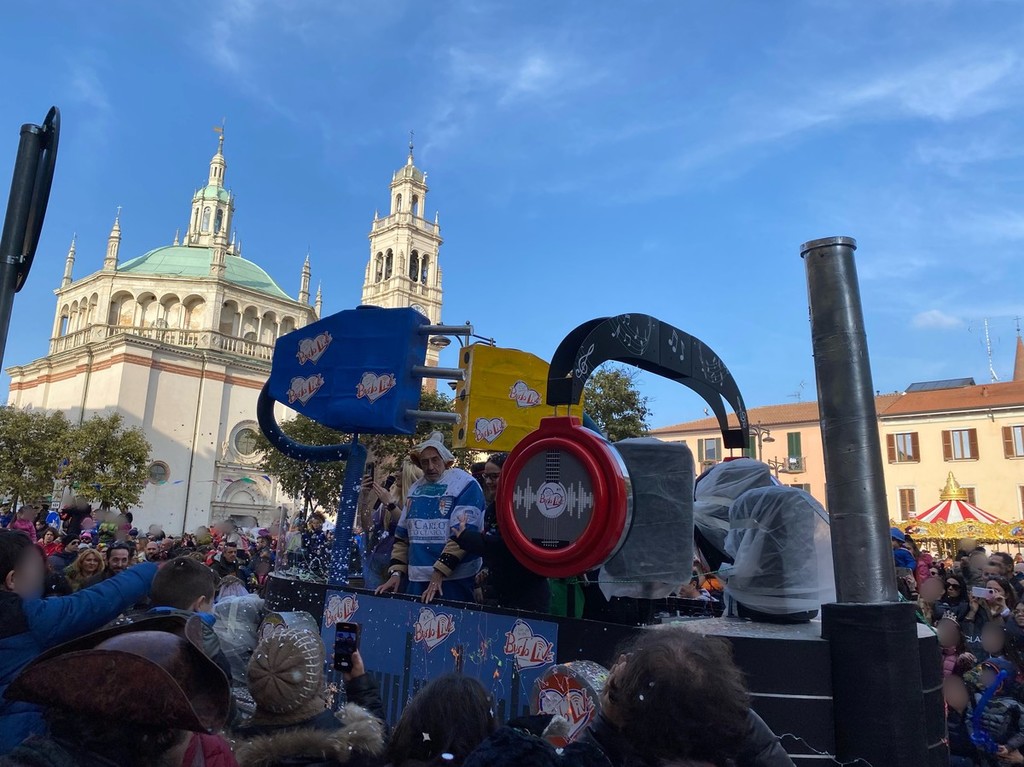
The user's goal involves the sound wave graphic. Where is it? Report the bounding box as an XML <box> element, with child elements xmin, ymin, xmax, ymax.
<box><xmin>512</xmin><ymin>478</ymin><xmax>594</xmax><ymax>520</ymax></box>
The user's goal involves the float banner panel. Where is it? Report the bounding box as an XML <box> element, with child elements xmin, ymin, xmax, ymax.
<box><xmin>267</xmin><ymin>307</ymin><xmax>428</xmax><ymax>434</ymax></box>
<box><xmin>454</xmin><ymin>344</ymin><xmax>568</xmax><ymax>451</ymax></box>
<box><xmin>321</xmin><ymin>589</ymin><xmax>560</xmax><ymax>725</ymax></box>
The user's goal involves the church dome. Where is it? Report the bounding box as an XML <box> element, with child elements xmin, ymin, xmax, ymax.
<box><xmin>194</xmin><ymin>184</ymin><xmax>231</xmax><ymax>203</ymax></box>
<box><xmin>119</xmin><ymin>246</ymin><xmax>290</xmax><ymax>299</ymax></box>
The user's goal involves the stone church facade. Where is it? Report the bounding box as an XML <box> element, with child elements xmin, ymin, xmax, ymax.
<box><xmin>5</xmin><ymin>135</ymin><xmax>442</xmax><ymax>532</ymax></box>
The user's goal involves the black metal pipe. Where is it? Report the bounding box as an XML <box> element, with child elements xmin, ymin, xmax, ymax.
<box><xmin>801</xmin><ymin>236</ymin><xmax>896</xmax><ymax>604</ymax></box>
<box><xmin>0</xmin><ymin>125</ymin><xmax>42</xmax><ymax>370</ymax></box>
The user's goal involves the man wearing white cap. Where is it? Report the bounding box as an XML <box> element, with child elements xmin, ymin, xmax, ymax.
<box><xmin>376</xmin><ymin>432</ymin><xmax>485</xmax><ymax>603</ymax></box>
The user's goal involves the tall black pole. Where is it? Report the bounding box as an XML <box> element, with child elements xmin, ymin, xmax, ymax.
<box><xmin>803</xmin><ymin>236</ymin><xmax>941</xmax><ymax>766</ymax></box>
<box><xmin>0</xmin><ymin>126</ymin><xmax>43</xmax><ymax>370</ymax></box>
<box><xmin>801</xmin><ymin>236</ymin><xmax>896</xmax><ymax>603</ymax></box>
<box><xmin>0</xmin><ymin>108</ymin><xmax>60</xmax><ymax>372</ymax></box>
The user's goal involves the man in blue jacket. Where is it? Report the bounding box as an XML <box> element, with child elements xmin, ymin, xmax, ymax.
<box><xmin>0</xmin><ymin>528</ymin><xmax>157</xmax><ymax>753</ymax></box>
<box><xmin>891</xmin><ymin>527</ymin><xmax>917</xmax><ymax>570</ymax></box>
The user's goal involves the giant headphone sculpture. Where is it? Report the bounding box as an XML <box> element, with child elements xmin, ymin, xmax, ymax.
<box><xmin>497</xmin><ymin>313</ymin><xmax>749</xmax><ymax>579</ymax></box>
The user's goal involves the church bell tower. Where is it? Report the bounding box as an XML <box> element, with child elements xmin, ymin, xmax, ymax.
<box><xmin>361</xmin><ymin>137</ymin><xmax>444</xmax><ymax>367</ymax></box>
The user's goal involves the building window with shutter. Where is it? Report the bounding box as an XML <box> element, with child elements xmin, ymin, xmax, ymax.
<box><xmin>943</xmin><ymin>429</ymin><xmax>979</xmax><ymax>461</ymax></box>
<box><xmin>1019</xmin><ymin>486</ymin><xmax>1024</xmax><ymax>518</ymax></box>
<box><xmin>898</xmin><ymin>488</ymin><xmax>916</xmax><ymax>519</ymax></box>
<box><xmin>697</xmin><ymin>437</ymin><xmax>722</xmax><ymax>467</ymax></box>
<box><xmin>961</xmin><ymin>486</ymin><xmax>977</xmax><ymax>505</ymax></box>
<box><xmin>887</xmin><ymin>432</ymin><xmax>920</xmax><ymax>463</ymax></box>
<box><xmin>1004</xmin><ymin>426</ymin><xmax>1024</xmax><ymax>459</ymax></box>
<box><xmin>744</xmin><ymin>435</ymin><xmax>757</xmax><ymax>459</ymax></box>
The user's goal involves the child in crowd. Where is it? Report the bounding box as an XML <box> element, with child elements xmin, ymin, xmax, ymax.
<box><xmin>974</xmin><ymin>658</ymin><xmax>1024</xmax><ymax>765</ymax></box>
<box><xmin>146</xmin><ymin>556</ymin><xmax>233</xmax><ymax>683</ymax></box>
<box><xmin>9</xmin><ymin>507</ymin><xmax>37</xmax><ymax>543</ymax></box>
<box><xmin>937</xmin><ymin>615</ymin><xmax>976</xmax><ymax>678</ymax></box>
<box><xmin>944</xmin><ymin>675</ymin><xmax>979</xmax><ymax>767</ymax></box>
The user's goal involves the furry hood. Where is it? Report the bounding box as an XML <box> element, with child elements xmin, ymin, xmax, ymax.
<box><xmin>235</xmin><ymin>704</ymin><xmax>386</xmax><ymax>767</ymax></box>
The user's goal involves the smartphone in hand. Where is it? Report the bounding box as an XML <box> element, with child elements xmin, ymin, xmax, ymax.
<box><xmin>333</xmin><ymin>622</ymin><xmax>362</xmax><ymax>672</ymax></box>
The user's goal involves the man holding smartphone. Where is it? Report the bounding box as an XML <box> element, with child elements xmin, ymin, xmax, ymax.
<box><xmin>376</xmin><ymin>432</ymin><xmax>484</xmax><ymax>604</ymax></box>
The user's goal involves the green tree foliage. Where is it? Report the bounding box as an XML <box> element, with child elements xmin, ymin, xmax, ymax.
<box><xmin>365</xmin><ymin>389</ymin><xmax>470</xmax><ymax>469</ymax></box>
<box><xmin>58</xmin><ymin>412</ymin><xmax>151</xmax><ymax>512</ymax></box>
<box><xmin>253</xmin><ymin>414</ymin><xmax>350</xmax><ymax>515</ymax></box>
<box><xmin>0</xmin><ymin>406</ymin><xmax>72</xmax><ymax>508</ymax></box>
<box><xmin>583</xmin><ymin>365</ymin><xmax>652</xmax><ymax>442</ymax></box>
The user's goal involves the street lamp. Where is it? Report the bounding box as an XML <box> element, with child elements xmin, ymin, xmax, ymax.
<box><xmin>749</xmin><ymin>423</ymin><xmax>775</xmax><ymax>460</ymax></box>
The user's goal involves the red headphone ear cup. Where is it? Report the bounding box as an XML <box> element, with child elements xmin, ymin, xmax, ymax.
<box><xmin>498</xmin><ymin>416</ymin><xmax>631</xmax><ymax>579</ymax></box>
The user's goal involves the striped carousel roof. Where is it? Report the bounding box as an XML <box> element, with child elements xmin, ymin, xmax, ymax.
<box><xmin>914</xmin><ymin>472</ymin><xmax>1005</xmax><ymax>525</ymax></box>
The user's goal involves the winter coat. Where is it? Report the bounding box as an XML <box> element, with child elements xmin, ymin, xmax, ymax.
<box><xmin>976</xmin><ymin>693</ymin><xmax>1024</xmax><ymax>751</ymax></box>
<box><xmin>0</xmin><ymin>562</ymin><xmax>157</xmax><ymax>754</ymax></box>
<box><xmin>580</xmin><ymin>709</ymin><xmax>794</xmax><ymax>767</ymax></box>
<box><xmin>9</xmin><ymin>521</ymin><xmax>36</xmax><ymax>543</ymax></box>
<box><xmin>183</xmin><ymin>733</ymin><xmax>240</xmax><ymax>767</ymax></box>
<box><xmin>234</xmin><ymin>703</ymin><xmax>386</xmax><ymax>767</ymax></box>
<box><xmin>35</xmin><ymin>542</ymin><xmax>62</xmax><ymax>559</ymax></box>
<box><xmin>947</xmin><ymin>706</ymin><xmax>977</xmax><ymax>759</ymax></box>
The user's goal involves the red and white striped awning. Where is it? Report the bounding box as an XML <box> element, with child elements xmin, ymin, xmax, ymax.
<box><xmin>915</xmin><ymin>499</ymin><xmax>1005</xmax><ymax>525</ymax></box>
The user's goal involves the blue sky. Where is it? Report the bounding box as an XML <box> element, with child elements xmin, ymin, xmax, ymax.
<box><xmin>1</xmin><ymin>0</ymin><xmax>1022</xmax><ymax>427</ymax></box>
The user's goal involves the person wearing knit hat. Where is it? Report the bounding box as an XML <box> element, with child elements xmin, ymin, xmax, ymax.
<box><xmin>234</xmin><ymin>629</ymin><xmax>385</xmax><ymax>757</ymax></box>
<box><xmin>376</xmin><ymin>432</ymin><xmax>485</xmax><ymax>604</ymax></box>
<box><xmin>234</xmin><ymin>629</ymin><xmax>385</xmax><ymax>767</ymax></box>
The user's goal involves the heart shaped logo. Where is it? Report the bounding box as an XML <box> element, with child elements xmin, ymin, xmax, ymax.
<box><xmin>509</xmin><ymin>380</ymin><xmax>541</xmax><ymax>408</ymax></box>
<box><xmin>536</xmin><ymin>682</ymin><xmax>597</xmax><ymax>744</ymax></box>
<box><xmin>296</xmin><ymin>331</ymin><xmax>332</xmax><ymax>365</ymax></box>
<box><xmin>474</xmin><ymin>417</ymin><xmax>507</xmax><ymax>443</ymax></box>
<box><xmin>356</xmin><ymin>372</ymin><xmax>396</xmax><ymax>403</ymax></box>
<box><xmin>536</xmin><ymin>481</ymin><xmax>567</xmax><ymax>519</ymax></box>
<box><xmin>323</xmin><ymin>594</ymin><xmax>359</xmax><ymax>628</ymax></box>
<box><xmin>413</xmin><ymin>607</ymin><xmax>456</xmax><ymax>652</ymax></box>
<box><xmin>503</xmin><ymin>619</ymin><xmax>555</xmax><ymax>670</ymax></box>
<box><xmin>287</xmin><ymin>374</ymin><xmax>325</xmax><ymax>405</ymax></box>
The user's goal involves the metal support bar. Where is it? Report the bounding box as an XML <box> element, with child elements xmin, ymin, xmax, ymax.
<box><xmin>420</xmin><ymin>323</ymin><xmax>473</xmax><ymax>337</ymax></box>
<box><xmin>412</xmin><ymin>365</ymin><xmax>464</xmax><ymax>380</ymax></box>
<box><xmin>406</xmin><ymin>409</ymin><xmax>460</xmax><ymax>425</ymax></box>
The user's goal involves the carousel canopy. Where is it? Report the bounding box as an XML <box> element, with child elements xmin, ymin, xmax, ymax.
<box><xmin>914</xmin><ymin>472</ymin><xmax>1005</xmax><ymax>525</ymax></box>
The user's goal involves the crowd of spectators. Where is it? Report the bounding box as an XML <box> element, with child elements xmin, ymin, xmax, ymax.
<box><xmin>893</xmin><ymin>526</ymin><xmax>1024</xmax><ymax>765</ymax></box>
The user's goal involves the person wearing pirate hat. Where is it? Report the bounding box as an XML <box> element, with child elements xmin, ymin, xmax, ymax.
<box><xmin>0</xmin><ymin>614</ymin><xmax>234</xmax><ymax>767</ymax></box>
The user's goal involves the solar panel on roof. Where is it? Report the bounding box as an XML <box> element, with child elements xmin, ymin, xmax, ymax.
<box><xmin>905</xmin><ymin>378</ymin><xmax>976</xmax><ymax>393</ymax></box>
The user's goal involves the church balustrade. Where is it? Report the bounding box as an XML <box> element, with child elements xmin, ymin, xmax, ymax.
<box><xmin>48</xmin><ymin>323</ymin><xmax>275</xmax><ymax>362</ymax></box>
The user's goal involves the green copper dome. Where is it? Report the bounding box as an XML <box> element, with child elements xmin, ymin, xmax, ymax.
<box><xmin>194</xmin><ymin>184</ymin><xmax>231</xmax><ymax>203</ymax></box>
<box><xmin>119</xmin><ymin>246</ymin><xmax>290</xmax><ymax>299</ymax></box>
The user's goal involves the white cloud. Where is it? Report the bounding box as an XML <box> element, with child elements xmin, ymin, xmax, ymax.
<box><xmin>912</xmin><ymin>309</ymin><xmax>963</xmax><ymax>329</ymax></box>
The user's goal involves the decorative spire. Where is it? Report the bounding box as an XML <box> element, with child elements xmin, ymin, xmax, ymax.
<box><xmin>940</xmin><ymin>472</ymin><xmax>968</xmax><ymax>502</ymax></box>
<box><xmin>314</xmin><ymin>282</ymin><xmax>322</xmax><ymax>318</ymax></box>
<box><xmin>299</xmin><ymin>251</ymin><xmax>311</xmax><ymax>304</ymax></box>
<box><xmin>407</xmin><ymin>130</ymin><xmax>414</xmax><ymax>165</ymax></box>
<box><xmin>103</xmin><ymin>209</ymin><xmax>121</xmax><ymax>271</ymax></box>
<box><xmin>173</xmin><ymin>228</ymin><xmax>180</xmax><ymax>246</ymax></box>
<box><xmin>61</xmin><ymin>233</ymin><xmax>76</xmax><ymax>287</ymax></box>
<box><xmin>209</xmin><ymin>124</ymin><xmax>227</xmax><ymax>186</ymax></box>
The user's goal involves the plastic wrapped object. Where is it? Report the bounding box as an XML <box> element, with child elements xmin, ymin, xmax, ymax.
<box><xmin>599</xmin><ymin>438</ymin><xmax>694</xmax><ymax>600</ymax></box>
<box><xmin>694</xmin><ymin>458</ymin><xmax>776</xmax><ymax>570</ymax></box>
<box><xmin>212</xmin><ymin>594</ymin><xmax>266</xmax><ymax>685</ymax></box>
<box><xmin>530</xmin><ymin>660</ymin><xmax>609</xmax><ymax>746</ymax></box>
<box><xmin>723</xmin><ymin>486</ymin><xmax>836</xmax><ymax>623</ymax></box>
<box><xmin>258</xmin><ymin>610</ymin><xmax>320</xmax><ymax>642</ymax></box>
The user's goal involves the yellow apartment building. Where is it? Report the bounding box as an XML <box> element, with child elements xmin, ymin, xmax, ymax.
<box><xmin>651</xmin><ymin>337</ymin><xmax>1024</xmax><ymax>521</ymax></box>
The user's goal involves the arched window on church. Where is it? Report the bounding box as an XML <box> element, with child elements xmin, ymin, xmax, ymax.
<box><xmin>201</xmin><ymin>207</ymin><xmax>211</xmax><ymax>232</ymax></box>
<box><xmin>385</xmin><ymin>250</ymin><xmax>393</xmax><ymax>280</ymax></box>
<box><xmin>214</xmin><ymin>209</ymin><xmax>223</xmax><ymax>234</ymax></box>
<box><xmin>395</xmin><ymin>194</ymin><xmax>402</xmax><ymax>213</ymax></box>
<box><xmin>375</xmin><ymin>253</ymin><xmax>384</xmax><ymax>283</ymax></box>
<box><xmin>409</xmin><ymin>251</ymin><xmax>420</xmax><ymax>282</ymax></box>
<box><xmin>412</xmin><ymin>195</ymin><xmax>420</xmax><ymax>217</ymax></box>
<box><xmin>421</xmin><ymin>255</ymin><xmax>430</xmax><ymax>286</ymax></box>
